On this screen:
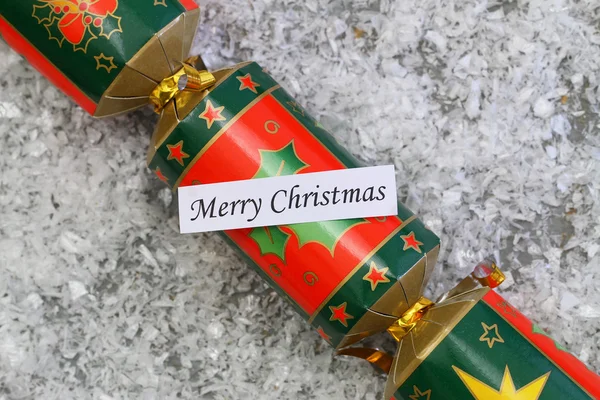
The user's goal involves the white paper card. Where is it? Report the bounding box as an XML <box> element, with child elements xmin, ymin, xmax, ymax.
<box><xmin>178</xmin><ymin>165</ymin><xmax>398</xmax><ymax>234</ymax></box>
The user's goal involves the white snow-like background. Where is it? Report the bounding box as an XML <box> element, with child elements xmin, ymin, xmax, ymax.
<box><xmin>1</xmin><ymin>0</ymin><xmax>600</xmax><ymax>398</ymax></box>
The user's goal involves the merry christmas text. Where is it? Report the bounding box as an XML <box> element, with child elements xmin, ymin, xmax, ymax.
<box><xmin>178</xmin><ymin>166</ymin><xmax>398</xmax><ymax>234</ymax></box>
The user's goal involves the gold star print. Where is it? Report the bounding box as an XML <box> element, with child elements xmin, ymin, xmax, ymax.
<box><xmin>453</xmin><ymin>365</ymin><xmax>550</xmax><ymax>400</ymax></box>
<box><xmin>479</xmin><ymin>322</ymin><xmax>504</xmax><ymax>349</ymax></box>
<box><xmin>362</xmin><ymin>261</ymin><xmax>391</xmax><ymax>291</ymax></box>
<box><xmin>154</xmin><ymin>0</ymin><xmax>167</xmax><ymax>6</ymax></box>
<box><xmin>409</xmin><ymin>385</ymin><xmax>431</xmax><ymax>400</ymax></box>
<box><xmin>286</xmin><ymin>101</ymin><xmax>305</xmax><ymax>116</ymax></box>
<box><xmin>94</xmin><ymin>53</ymin><xmax>117</xmax><ymax>73</ymax></box>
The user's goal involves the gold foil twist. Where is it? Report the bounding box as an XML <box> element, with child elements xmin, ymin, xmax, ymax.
<box><xmin>472</xmin><ymin>261</ymin><xmax>505</xmax><ymax>288</ymax></box>
<box><xmin>386</xmin><ymin>297</ymin><xmax>435</xmax><ymax>342</ymax></box>
<box><xmin>337</xmin><ymin>297</ymin><xmax>434</xmax><ymax>374</ymax></box>
<box><xmin>338</xmin><ymin>262</ymin><xmax>506</xmax><ymax>394</ymax></box>
<box><xmin>149</xmin><ymin>62</ymin><xmax>216</xmax><ymax>113</ymax></box>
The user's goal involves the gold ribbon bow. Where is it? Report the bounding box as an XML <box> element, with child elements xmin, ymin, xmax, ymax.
<box><xmin>339</xmin><ymin>262</ymin><xmax>505</xmax><ymax>399</ymax></box>
<box><xmin>149</xmin><ymin>57</ymin><xmax>216</xmax><ymax>113</ymax></box>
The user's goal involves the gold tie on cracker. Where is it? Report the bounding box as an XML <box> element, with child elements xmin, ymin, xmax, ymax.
<box><xmin>339</xmin><ymin>262</ymin><xmax>506</xmax><ymax>399</ymax></box>
<box><xmin>149</xmin><ymin>61</ymin><xmax>216</xmax><ymax>113</ymax></box>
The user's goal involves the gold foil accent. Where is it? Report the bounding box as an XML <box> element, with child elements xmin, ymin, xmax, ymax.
<box><xmin>337</xmin><ymin>244</ymin><xmax>439</xmax><ymax>349</ymax></box>
<box><xmin>94</xmin><ymin>9</ymin><xmax>200</xmax><ymax>117</ymax></box>
<box><xmin>338</xmin><ymin>263</ymin><xmax>505</xmax><ymax>399</ymax></box>
<box><xmin>156</xmin><ymin>15</ymin><xmax>186</xmax><ymax>74</ymax></box>
<box><xmin>386</xmin><ymin>297</ymin><xmax>434</xmax><ymax>341</ymax></box>
<box><xmin>337</xmin><ymin>348</ymin><xmax>393</xmax><ymax>373</ymax></box>
<box><xmin>336</xmin><ymin>310</ymin><xmax>399</xmax><ymax>350</ymax></box>
<box><xmin>148</xmin><ymin>100</ymin><xmax>178</xmax><ymax>164</ymax></box>
<box><xmin>182</xmin><ymin>8</ymin><xmax>200</xmax><ymax>60</ymax></box>
<box><xmin>175</xmin><ymin>63</ymin><xmax>251</xmax><ymax>119</ymax></box>
<box><xmin>473</xmin><ymin>261</ymin><xmax>505</xmax><ymax>288</ymax></box>
<box><xmin>149</xmin><ymin>64</ymin><xmax>216</xmax><ymax>113</ymax></box>
<box><xmin>437</xmin><ymin>260</ymin><xmax>504</xmax><ymax>303</ymax></box>
<box><xmin>95</xmin><ymin>96</ymin><xmax>150</xmax><ymax>117</ymax></box>
<box><xmin>100</xmin><ymin>66</ymin><xmax>158</xmax><ymax>97</ymax></box>
<box><xmin>127</xmin><ymin>35</ymin><xmax>173</xmax><ymax>82</ymax></box>
<box><xmin>146</xmin><ymin>63</ymin><xmax>251</xmax><ymax>165</ymax></box>
<box><xmin>384</xmin><ymin>288</ymin><xmax>489</xmax><ymax>399</ymax></box>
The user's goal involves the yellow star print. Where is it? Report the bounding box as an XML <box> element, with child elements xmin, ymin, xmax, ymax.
<box><xmin>480</xmin><ymin>322</ymin><xmax>504</xmax><ymax>348</ymax></box>
<box><xmin>453</xmin><ymin>365</ymin><xmax>550</xmax><ymax>400</ymax></box>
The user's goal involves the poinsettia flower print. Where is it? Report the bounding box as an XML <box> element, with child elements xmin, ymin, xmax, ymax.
<box><xmin>40</xmin><ymin>0</ymin><xmax>118</xmax><ymax>45</ymax></box>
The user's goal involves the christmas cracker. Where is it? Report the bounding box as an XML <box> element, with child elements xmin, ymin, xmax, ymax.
<box><xmin>1</xmin><ymin>2</ymin><xmax>599</xmax><ymax>398</ymax></box>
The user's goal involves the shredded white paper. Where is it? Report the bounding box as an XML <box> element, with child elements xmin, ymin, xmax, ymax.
<box><xmin>0</xmin><ymin>0</ymin><xmax>599</xmax><ymax>398</ymax></box>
